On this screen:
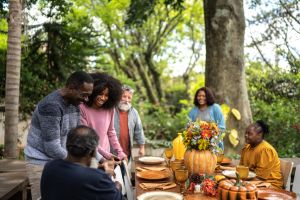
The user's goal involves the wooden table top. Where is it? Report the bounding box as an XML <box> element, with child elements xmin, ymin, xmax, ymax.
<box><xmin>0</xmin><ymin>159</ymin><xmax>26</xmax><ymax>172</ymax></box>
<box><xmin>0</xmin><ymin>172</ymin><xmax>29</xmax><ymax>200</ymax></box>
<box><xmin>135</xmin><ymin>159</ymin><xmax>219</xmax><ymax>199</ymax></box>
<box><xmin>134</xmin><ymin>158</ymin><xmax>298</xmax><ymax>200</ymax></box>
<box><xmin>0</xmin><ymin>159</ymin><xmax>28</xmax><ymax>200</ymax></box>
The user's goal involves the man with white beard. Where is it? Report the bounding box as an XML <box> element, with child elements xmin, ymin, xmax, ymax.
<box><xmin>114</xmin><ymin>85</ymin><xmax>145</xmax><ymax>160</ymax></box>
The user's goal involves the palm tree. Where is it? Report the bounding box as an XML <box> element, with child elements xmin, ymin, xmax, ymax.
<box><xmin>4</xmin><ymin>0</ymin><xmax>22</xmax><ymax>158</ymax></box>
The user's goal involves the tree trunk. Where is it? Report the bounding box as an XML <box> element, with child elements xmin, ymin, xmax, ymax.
<box><xmin>203</xmin><ymin>0</ymin><xmax>252</xmax><ymax>154</ymax></box>
<box><xmin>144</xmin><ymin>53</ymin><xmax>164</xmax><ymax>100</ymax></box>
<box><xmin>133</xmin><ymin>56</ymin><xmax>160</xmax><ymax>104</ymax></box>
<box><xmin>4</xmin><ymin>0</ymin><xmax>22</xmax><ymax>158</ymax></box>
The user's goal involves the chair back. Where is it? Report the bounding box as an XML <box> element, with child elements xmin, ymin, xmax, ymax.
<box><xmin>280</xmin><ymin>159</ymin><xmax>294</xmax><ymax>190</ymax></box>
<box><xmin>292</xmin><ymin>164</ymin><xmax>300</xmax><ymax>194</ymax></box>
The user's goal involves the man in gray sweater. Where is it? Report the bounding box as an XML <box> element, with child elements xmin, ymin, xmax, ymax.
<box><xmin>24</xmin><ymin>71</ymin><xmax>93</xmax><ymax>200</ymax></box>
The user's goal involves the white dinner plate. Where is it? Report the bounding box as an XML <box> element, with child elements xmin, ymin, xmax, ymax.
<box><xmin>222</xmin><ymin>170</ymin><xmax>256</xmax><ymax>180</ymax></box>
<box><xmin>138</xmin><ymin>156</ymin><xmax>165</xmax><ymax>165</ymax></box>
<box><xmin>137</xmin><ymin>191</ymin><xmax>183</xmax><ymax>200</ymax></box>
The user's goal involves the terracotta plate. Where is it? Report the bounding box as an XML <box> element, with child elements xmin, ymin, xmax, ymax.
<box><xmin>137</xmin><ymin>191</ymin><xmax>183</xmax><ymax>200</ymax></box>
<box><xmin>257</xmin><ymin>188</ymin><xmax>296</xmax><ymax>200</ymax></box>
<box><xmin>222</xmin><ymin>170</ymin><xmax>256</xmax><ymax>180</ymax></box>
<box><xmin>139</xmin><ymin>156</ymin><xmax>165</xmax><ymax>165</ymax></box>
<box><xmin>137</xmin><ymin>169</ymin><xmax>171</xmax><ymax>180</ymax></box>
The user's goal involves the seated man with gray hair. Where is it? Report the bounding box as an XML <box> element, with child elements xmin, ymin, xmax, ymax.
<box><xmin>40</xmin><ymin>125</ymin><xmax>124</xmax><ymax>200</ymax></box>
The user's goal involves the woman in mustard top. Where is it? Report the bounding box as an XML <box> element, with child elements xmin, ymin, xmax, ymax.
<box><xmin>240</xmin><ymin>120</ymin><xmax>283</xmax><ymax>189</ymax></box>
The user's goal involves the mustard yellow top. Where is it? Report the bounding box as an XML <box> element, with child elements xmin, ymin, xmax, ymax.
<box><xmin>240</xmin><ymin>140</ymin><xmax>283</xmax><ymax>189</ymax></box>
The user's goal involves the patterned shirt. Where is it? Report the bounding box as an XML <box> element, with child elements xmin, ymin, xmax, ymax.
<box><xmin>25</xmin><ymin>90</ymin><xmax>80</xmax><ymax>165</ymax></box>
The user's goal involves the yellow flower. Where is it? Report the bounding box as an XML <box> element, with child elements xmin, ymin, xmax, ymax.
<box><xmin>198</xmin><ymin>139</ymin><xmax>209</xmax><ymax>150</ymax></box>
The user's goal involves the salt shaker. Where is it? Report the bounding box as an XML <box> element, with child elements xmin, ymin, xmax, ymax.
<box><xmin>194</xmin><ymin>184</ymin><xmax>201</xmax><ymax>193</ymax></box>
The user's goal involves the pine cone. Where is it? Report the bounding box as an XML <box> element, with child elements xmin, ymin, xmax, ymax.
<box><xmin>190</xmin><ymin>173</ymin><xmax>203</xmax><ymax>184</ymax></box>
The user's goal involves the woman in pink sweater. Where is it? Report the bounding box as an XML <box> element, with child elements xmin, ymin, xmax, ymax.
<box><xmin>80</xmin><ymin>72</ymin><xmax>127</xmax><ymax>160</ymax></box>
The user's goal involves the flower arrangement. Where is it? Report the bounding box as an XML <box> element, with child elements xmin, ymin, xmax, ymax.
<box><xmin>201</xmin><ymin>177</ymin><xmax>217</xmax><ymax>196</ymax></box>
<box><xmin>188</xmin><ymin>174</ymin><xmax>218</xmax><ymax>196</ymax></box>
<box><xmin>182</xmin><ymin>120</ymin><xmax>225</xmax><ymax>154</ymax></box>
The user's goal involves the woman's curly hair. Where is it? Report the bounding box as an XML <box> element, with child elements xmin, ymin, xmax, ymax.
<box><xmin>193</xmin><ymin>87</ymin><xmax>216</xmax><ymax>107</ymax></box>
<box><xmin>86</xmin><ymin>72</ymin><xmax>122</xmax><ymax>109</ymax></box>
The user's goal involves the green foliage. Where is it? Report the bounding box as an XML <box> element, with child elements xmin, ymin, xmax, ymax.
<box><xmin>189</xmin><ymin>73</ymin><xmax>205</xmax><ymax>98</ymax></box>
<box><xmin>140</xmin><ymin>102</ymin><xmax>190</xmax><ymax>141</ymax></box>
<box><xmin>251</xmin><ymin>99</ymin><xmax>300</xmax><ymax>157</ymax></box>
<box><xmin>18</xmin><ymin>6</ymin><xmax>100</xmax><ymax>115</ymax></box>
<box><xmin>0</xmin><ymin>18</ymin><xmax>7</xmax><ymax>101</ymax></box>
<box><xmin>125</xmin><ymin>0</ymin><xmax>184</xmax><ymax>26</ymax></box>
<box><xmin>247</xmin><ymin>62</ymin><xmax>300</xmax><ymax>157</ymax></box>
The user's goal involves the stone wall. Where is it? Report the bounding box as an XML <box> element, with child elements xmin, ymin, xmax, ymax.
<box><xmin>0</xmin><ymin>112</ymin><xmax>30</xmax><ymax>147</ymax></box>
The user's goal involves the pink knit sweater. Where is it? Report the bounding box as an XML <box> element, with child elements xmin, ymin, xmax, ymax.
<box><xmin>79</xmin><ymin>104</ymin><xmax>126</xmax><ymax>160</ymax></box>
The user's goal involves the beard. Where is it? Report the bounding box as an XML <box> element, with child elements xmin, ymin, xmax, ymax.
<box><xmin>118</xmin><ymin>102</ymin><xmax>132</xmax><ymax>111</ymax></box>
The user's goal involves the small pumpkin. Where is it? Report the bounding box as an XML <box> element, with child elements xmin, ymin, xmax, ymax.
<box><xmin>218</xmin><ymin>173</ymin><xmax>257</xmax><ymax>200</ymax></box>
<box><xmin>184</xmin><ymin>149</ymin><xmax>217</xmax><ymax>175</ymax></box>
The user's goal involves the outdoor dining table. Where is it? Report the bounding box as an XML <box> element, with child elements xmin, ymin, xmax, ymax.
<box><xmin>134</xmin><ymin>157</ymin><xmax>297</xmax><ymax>200</ymax></box>
<box><xmin>135</xmin><ymin>158</ymin><xmax>219</xmax><ymax>200</ymax></box>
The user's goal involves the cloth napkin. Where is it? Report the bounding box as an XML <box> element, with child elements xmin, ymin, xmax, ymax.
<box><xmin>136</xmin><ymin>166</ymin><xmax>166</xmax><ymax>172</ymax></box>
<box><xmin>219</xmin><ymin>165</ymin><xmax>236</xmax><ymax>171</ymax></box>
<box><xmin>139</xmin><ymin>182</ymin><xmax>177</xmax><ymax>190</ymax></box>
<box><xmin>248</xmin><ymin>181</ymin><xmax>271</xmax><ymax>188</ymax></box>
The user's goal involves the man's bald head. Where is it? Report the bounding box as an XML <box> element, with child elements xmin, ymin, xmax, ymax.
<box><xmin>66</xmin><ymin>125</ymin><xmax>99</xmax><ymax>158</ymax></box>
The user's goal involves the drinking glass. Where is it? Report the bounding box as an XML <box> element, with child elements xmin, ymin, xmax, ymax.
<box><xmin>164</xmin><ymin>148</ymin><xmax>173</xmax><ymax>167</ymax></box>
<box><xmin>170</xmin><ymin>160</ymin><xmax>183</xmax><ymax>174</ymax></box>
<box><xmin>217</xmin><ymin>153</ymin><xmax>224</xmax><ymax>164</ymax></box>
<box><xmin>236</xmin><ymin>165</ymin><xmax>249</xmax><ymax>180</ymax></box>
<box><xmin>175</xmin><ymin>169</ymin><xmax>189</xmax><ymax>194</ymax></box>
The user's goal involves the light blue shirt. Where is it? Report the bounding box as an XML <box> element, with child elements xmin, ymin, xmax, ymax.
<box><xmin>188</xmin><ymin>103</ymin><xmax>226</xmax><ymax>150</ymax></box>
<box><xmin>188</xmin><ymin>103</ymin><xmax>226</xmax><ymax>131</ymax></box>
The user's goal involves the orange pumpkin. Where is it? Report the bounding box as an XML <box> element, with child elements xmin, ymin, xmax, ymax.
<box><xmin>218</xmin><ymin>175</ymin><xmax>257</xmax><ymax>200</ymax></box>
<box><xmin>184</xmin><ymin>149</ymin><xmax>217</xmax><ymax>175</ymax></box>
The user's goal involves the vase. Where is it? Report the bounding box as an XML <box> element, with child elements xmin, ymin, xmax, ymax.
<box><xmin>184</xmin><ymin>149</ymin><xmax>217</xmax><ymax>175</ymax></box>
<box><xmin>172</xmin><ymin>133</ymin><xmax>186</xmax><ymax>160</ymax></box>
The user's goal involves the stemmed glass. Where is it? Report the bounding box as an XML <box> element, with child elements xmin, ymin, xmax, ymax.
<box><xmin>236</xmin><ymin>165</ymin><xmax>249</xmax><ymax>180</ymax></box>
<box><xmin>217</xmin><ymin>153</ymin><xmax>224</xmax><ymax>165</ymax></box>
<box><xmin>164</xmin><ymin>148</ymin><xmax>173</xmax><ymax>167</ymax></box>
<box><xmin>175</xmin><ymin>169</ymin><xmax>189</xmax><ymax>194</ymax></box>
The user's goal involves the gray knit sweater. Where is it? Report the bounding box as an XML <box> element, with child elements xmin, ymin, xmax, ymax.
<box><xmin>24</xmin><ymin>90</ymin><xmax>80</xmax><ymax>165</ymax></box>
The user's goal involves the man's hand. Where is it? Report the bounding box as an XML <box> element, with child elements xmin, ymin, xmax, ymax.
<box><xmin>111</xmin><ymin>154</ymin><xmax>122</xmax><ymax>165</ymax></box>
<box><xmin>138</xmin><ymin>145</ymin><xmax>145</xmax><ymax>157</ymax></box>
<box><xmin>98</xmin><ymin>159</ymin><xmax>115</xmax><ymax>177</ymax></box>
<box><xmin>115</xmin><ymin>181</ymin><xmax>122</xmax><ymax>191</ymax></box>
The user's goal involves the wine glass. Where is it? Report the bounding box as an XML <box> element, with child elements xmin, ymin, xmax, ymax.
<box><xmin>164</xmin><ymin>148</ymin><xmax>173</xmax><ymax>167</ymax></box>
<box><xmin>175</xmin><ymin>169</ymin><xmax>189</xmax><ymax>194</ymax></box>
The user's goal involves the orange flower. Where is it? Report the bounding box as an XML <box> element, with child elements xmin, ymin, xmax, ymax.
<box><xmin>201</xmin><ymin>130</ymin><xmax>212</xmax><ymax>138</ymax></box>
